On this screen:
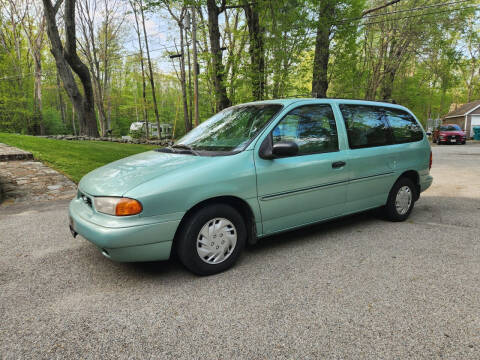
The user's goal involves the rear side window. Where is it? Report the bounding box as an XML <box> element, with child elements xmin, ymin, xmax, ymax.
<box><xmin>339</xmin><ymin>105</ymin><xmax>390</xmax><ymax>149</ymax></box>
<box><xmin>272</xmin><ymin>104</ymin><xmax>338</xmax><ymax>155</ymax></box>
<box><xmin>385</xmin><ymin>108</ymin><xmax>423</xmax><ymax>143</ymax></box>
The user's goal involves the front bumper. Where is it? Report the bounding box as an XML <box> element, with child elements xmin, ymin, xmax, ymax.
<box><xmin>438</xmin><ymin>138</ymin><xmax>465</xmax><ymax>144</ymax></box>
<box><xmin>69</xmin><ymin>198</ymin><xmax>181</xmax><ymax>262</ymax></box>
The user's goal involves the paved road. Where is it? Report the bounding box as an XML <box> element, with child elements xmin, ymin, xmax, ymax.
<box><xmin>1</xmin><ymin>143</ymin><xmax>479</xmax><ymax>359</ymax></box>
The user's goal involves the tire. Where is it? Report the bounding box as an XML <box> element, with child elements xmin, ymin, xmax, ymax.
<box><xmin>432</xmin><ymin>138</ymin><xmax>436</xmax><ymax>144</ymax></box>
<box><xmin>176</xmin><ymin>204</ymin><xmax>246</xmax><ymax>275</ymax></box>
<box><xmin>385</xmin><ymin>177</ymin><xmax>416</xmax><ymax>222</ymax></box>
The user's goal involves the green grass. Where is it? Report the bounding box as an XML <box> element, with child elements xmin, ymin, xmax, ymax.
<box><xmin>0</xmin><ymin>133</ymin><xmax>156</xmax><ymax>183</ymax></box>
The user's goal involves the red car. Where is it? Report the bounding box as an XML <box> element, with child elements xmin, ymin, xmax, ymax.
<box><xmin>433</xmin><ymin>124</ymin><xmax>466</xmax><ymax>145</ymax></box>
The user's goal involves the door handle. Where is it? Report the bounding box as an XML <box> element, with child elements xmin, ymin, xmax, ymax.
<box><xmin>332</xmin><ymin>161</ymin><xmax>346</xmax><ymax>168</ymax></box>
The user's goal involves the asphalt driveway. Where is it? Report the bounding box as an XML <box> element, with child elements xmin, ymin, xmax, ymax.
<box><xmin>1</xmin><ymin>143</ymin><xmax>479</xmax><ymax>359</ymax></box>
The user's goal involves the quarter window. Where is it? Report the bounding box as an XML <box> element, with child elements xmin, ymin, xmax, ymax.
<box><xmin>385</xmin><ymin>108</ymin><xmax>423</xmax><ymax>143</ymax></box>
<box><xmin>340</xmin><ymin>105</ymin><xmax>390</xmax><ymax>148</ymax></box>
<box><xmin>272</xmin><ymin>104</ymin><xmax>339</xmax><ymax>155</ymax></box>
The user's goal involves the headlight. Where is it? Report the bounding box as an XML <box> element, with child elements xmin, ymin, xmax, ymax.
<box><xmin>94</xmin><ymin>197</ymin><xmax>143</xmax><ymax>216</ymax></box>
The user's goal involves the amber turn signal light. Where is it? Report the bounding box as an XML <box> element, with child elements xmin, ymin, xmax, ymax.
<box><xmin>115</xmin><ymin>198</ymin><xmax>143</xmax><ymax>216</ymax></box>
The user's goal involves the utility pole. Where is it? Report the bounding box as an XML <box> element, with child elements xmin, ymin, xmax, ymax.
<box><xmin>192</xmin><ymin>5</ymin><xmax>199</xmax><ymax>127</ymax></box>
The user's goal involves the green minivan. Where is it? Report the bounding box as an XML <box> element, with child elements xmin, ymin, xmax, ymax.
<box><xmin>69</xmin><ymin>99</ymin><xmax>433</xmax><ymax>275</ymax></box>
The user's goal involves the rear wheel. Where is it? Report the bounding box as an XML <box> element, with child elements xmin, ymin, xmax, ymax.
<box><xmin>176</xmin><ymin>204</ymin><xmax>246</xmax><ymax>275</ymax></box>
<box><xmin>385</xmin><ymin>178</ymin><xmax>416</xmax><ymax>222</ymax></box>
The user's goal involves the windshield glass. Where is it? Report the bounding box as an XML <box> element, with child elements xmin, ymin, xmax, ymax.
<box><xmin>176</xmin><ymin>104</ymin><xmax>282</xmax><ymax>152</ymax></box>
<box><xmin>439</xmin><ymin>125</ymin><xmax>461</xmax><ymax>131</ymax></box>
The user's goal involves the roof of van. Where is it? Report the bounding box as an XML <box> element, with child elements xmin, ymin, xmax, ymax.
<box><xmin>241</xmin><ymin>98</ymin><xmax>410</xmax><ymax>111</ymax></box>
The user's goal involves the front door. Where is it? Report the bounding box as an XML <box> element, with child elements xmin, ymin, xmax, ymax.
<box><xmin>254</xmin><ymin>104</ymin><xmax>349</xmax><ymax>235</ymax></box>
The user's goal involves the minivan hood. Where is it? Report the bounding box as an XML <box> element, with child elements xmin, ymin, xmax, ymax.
<box><xmin>79</xmin><ymin>150</ymin><xmax>211</xmax><ymax>196</ymax></box>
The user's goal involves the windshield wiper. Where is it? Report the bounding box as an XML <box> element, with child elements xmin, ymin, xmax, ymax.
<box><xmin>171</xmin><ymin>144</ymin><xmax>192</xmax><ymax>150</ymax></box>
<box><xmin>170</xmin><ymin>144</ymin><xmax>199</xmax><ymax>155</ymax></box>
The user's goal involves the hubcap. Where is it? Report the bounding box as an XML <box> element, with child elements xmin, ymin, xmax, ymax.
<box><xmin>196</xmin><ymin>218</ymin><xmax>237</xmax><ymax>265</ymax></box>
<box><xmin>395</xmin><ymin>186</ymin><xmax>412</xmax><ymax>215</ymax></box>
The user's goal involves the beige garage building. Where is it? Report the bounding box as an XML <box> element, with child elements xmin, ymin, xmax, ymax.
<box><xmin>443</xmin><ymin>100</ymin><xmax>480</xmax><ymax>138</ymax></box>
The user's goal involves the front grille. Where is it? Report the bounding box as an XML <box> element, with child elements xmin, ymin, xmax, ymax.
<box><xmin>447</xmin><ymin>135</ymin><xmax>461</xmax><ymax>141</ymax></box>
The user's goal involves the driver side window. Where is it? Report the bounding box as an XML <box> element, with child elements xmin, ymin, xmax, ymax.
<box><xmin>272</xmin><ymin>104</ymin><xmax>339</xmax><ymax>155</ymax></box>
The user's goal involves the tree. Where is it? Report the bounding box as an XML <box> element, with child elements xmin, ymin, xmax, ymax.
<box><xmin>0</xmin><ymin>0</ymin><xmax>479</xmax><ymax>139</ymax></box>
<box><xmin>311</xmin><ymin>0</ymin><xmax>335</xmax><ymax>98</ymax></box>
<box><xmin>458</xmin><ymin>17</ymin><xmax>480</xmax><ymax>102</ymax></box>
<box><xmin>42</xmin><ymin>0</ymin><xmax>99</xmax><ymax>136</ymax></box>
<box><xmin>8</xmin><ymin>0</ymin><xmax>47</xmax><ymax>134</ymax></box>
<box><xmin>311</xmin><ymin>0</ymin><xmax>401</xmax><ymax>98</ymax></box>
<box><xmin>139</xmin><ymin>0</ymin><xmax>162</xmax><ymax>137</ymax></box>
<box><xmin>206</xmin><ymin>0</ymin><xmax>231</xmax><ymax>111</ymax></box>
<box><xmin>242</xmin><ymin>1</ymin><xmax>265</xmax><ymax>100</ymax></box>
<box><xmin>78</xmin><ymin>0</ymin><xmax>125</xmax><ymax>136</ymax></box>
<box><xmin>161</xmin><ymin>1</ymin><xmax>191</xmax><ymax>132</ymax></box>
<box><xmin>223</xmin><ymin>6</ymin><xmax>247</xmax><ymax>103</ymax></box>
<box><xmin>129</xmin><ymin>0</ymin><xmax>149</xmax><ymax>138</ymax></box>
<box><xmin>267</xmin><ymin>0</ymin><xmax>312</xmax><ymax>98</ymax></box>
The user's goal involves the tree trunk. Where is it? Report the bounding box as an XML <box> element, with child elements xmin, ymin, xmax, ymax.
<box><xmin>43</xmin><ymin>0</ymin><xmax>87</xmax><ymax>132</ymax></box>
<box><xmin>206</xmin><ymin>0</ymin><xmax>230</xmax><ymax>111</ymax></box>
<box><xmin>77</xmin><ymin>0</ymin><xmax>107</xmax><ymax>136</ymax></box>
<box><xmin>72</xmin><ymin>106</ymin><xmax>77</xmax><ymax>135</ymax></box>
<box><xmin>180</xmin><ymin>25</ymin><xmax>190</xmax><ymax>133</ymax></box>
<box><xmin>243</xmin><ymin>2</ymin><xmax>264</xmax><ymax>100</ymax></box>
<box><xmin>312</xmin><ymin>0</ymin><xmax>335</xmax><ymax>98</ymax></box>
<box><xmin>186</xmin><ymin>23</ymin><xmax>193</xmax><ymax>128</ymax></box>
<box><xmin>63</xmin><ymin>0</ymin><xmax>98</xmax><ymax>137</ymax></box>
<box><xmin>197</xmin><ymin>8</ymin><xmax>216</xmax><ymax>113</ymax></box>
<box><xmin>42</xmin><ymin>0</ymin><xmax>99</xmax><ymax>137</ymax></box>
<box><xmin>56</xmin><ymin>72</ymin><xmax>67</xmax><ymax>125</ymax></box>
<box><xmin>32</xmin><ymin>51</ymin><xmax>44</xmax><ymax>135</ymax></box>
<box><xmin>139</xmin><ymin>0</ymin><xmax>161</xmax><ymax>138</ymax></box>
<box><xmin>130</xmin><ymin>0</ymin><xmax>149</xmax><ymax>138</ymax></box>
<box><xmin>192</xmin><ymin>6</ymin><xmax>199</xmax><ymax>127</ymax></box>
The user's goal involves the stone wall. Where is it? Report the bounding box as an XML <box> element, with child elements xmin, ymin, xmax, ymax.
<box><xmin>35</xmin><ymin>135</ymin><xmax>172</xmax><ymax>146</ymax></box>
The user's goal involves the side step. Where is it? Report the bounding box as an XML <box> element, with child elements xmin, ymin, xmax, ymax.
<box><xmin>0</xmin><ymin>143</ymin><xmax>34</xmax><ymax>162</ymax></box>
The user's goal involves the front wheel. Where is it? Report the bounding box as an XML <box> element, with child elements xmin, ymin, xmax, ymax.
<box><xmin>176</xmin><ymin>204</ymin><xmax>246</xmax><ymax>275</ymax></box>
<box><xmin>385</xmin><ymin>178</ymin><xmax>416</xmax><ymax>222</ymax></box>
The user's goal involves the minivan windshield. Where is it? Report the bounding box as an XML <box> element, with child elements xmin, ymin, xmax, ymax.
<box><xmin>175</xmin><ymin>104</ymin><xmax>282</xmax><ymax>152</ymax></box>
<box><xmin>439</xmin><ymin>125</ymin><xmax>461</xmax><ymax>131</ymax></box>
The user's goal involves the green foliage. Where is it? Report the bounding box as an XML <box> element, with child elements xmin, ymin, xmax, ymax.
<box><xmin>0</xmin><ymin>0</ymin><xmax>479</xmax><ymax>139</ymax></box>
<box><xmin>129</xmin><ymin>129</ymin><xmax>145</xmax><ymax>139</ymax></box>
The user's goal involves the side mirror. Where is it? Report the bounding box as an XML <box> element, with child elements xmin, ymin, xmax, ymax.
<box><xmin>259</xmin><ymin>134</ymin><xmax>298</xmax><ymax>159</ymax></box>
<box><xmin>272</xmin><ymin>141</ymin><xmax>299</xmax><ymax>157</ymax></box>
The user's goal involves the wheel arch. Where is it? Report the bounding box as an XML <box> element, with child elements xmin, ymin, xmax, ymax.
<box><xmin>398</xmin><ymin>170</ymin><xmax>420</xmax><ymax>201</ymax></box>
<box><xmin>172</xmin><ymin>196</ymin><xmax>258</xmax><ymax>254</ymax></box>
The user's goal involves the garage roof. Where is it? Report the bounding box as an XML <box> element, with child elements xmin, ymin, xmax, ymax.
<box><xmin>444</xmin><ymin>100</ymin><xmax>480</xmax><ymax>118</ymax></box>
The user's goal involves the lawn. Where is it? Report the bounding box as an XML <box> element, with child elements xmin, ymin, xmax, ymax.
<box><xmin>0</xmin><ymin>133</ymin><xmax>157</xmax><ymax>183</ymax></box>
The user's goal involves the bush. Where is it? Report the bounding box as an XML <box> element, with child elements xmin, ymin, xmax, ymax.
<box><xmin>129</xmin><ymin>129</ymin><xmax>145</xmax><ymax>139</ymax></box>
